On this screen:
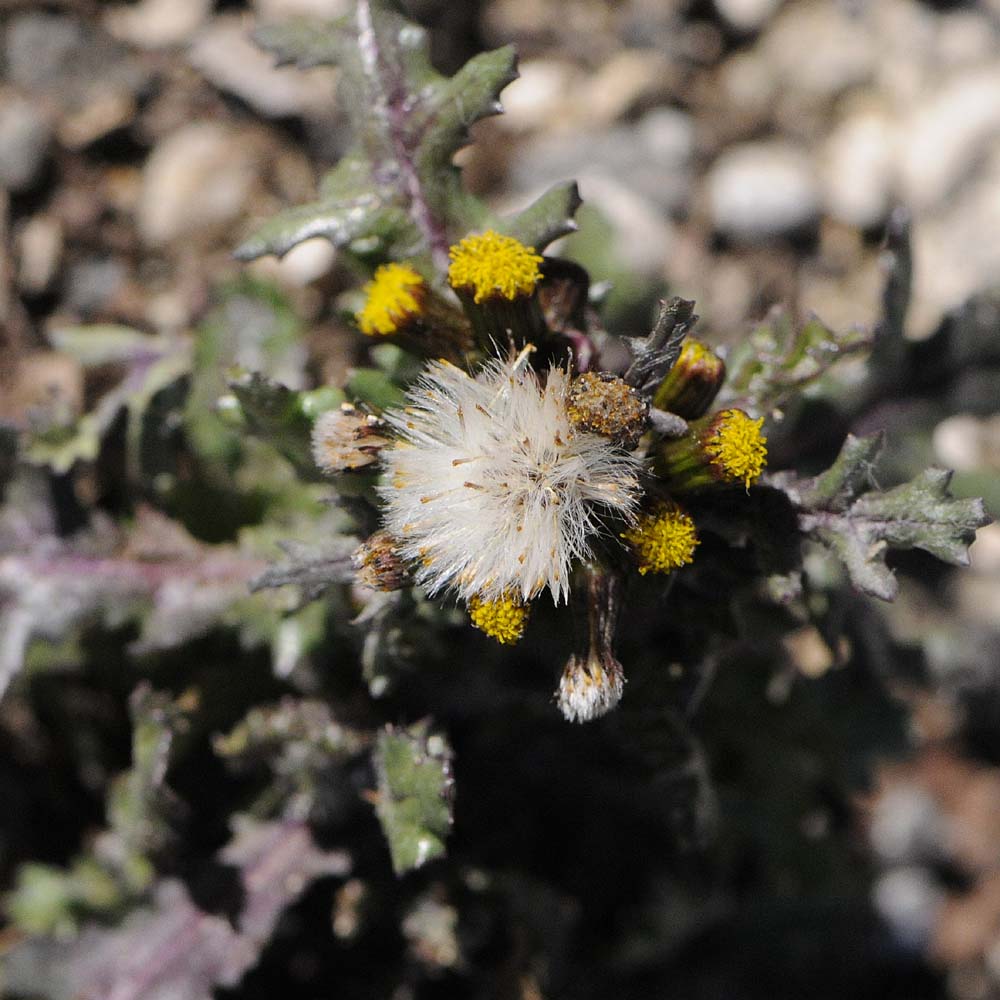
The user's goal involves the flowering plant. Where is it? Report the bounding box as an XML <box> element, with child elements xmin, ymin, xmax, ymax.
<box><xmin>1</xmin><ymin>2</ymin><xmax>993</xmax><ymax>995</ymax></box>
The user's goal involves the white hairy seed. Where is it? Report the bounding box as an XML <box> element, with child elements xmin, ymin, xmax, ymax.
<box><xmin>380</xmin><ymin>356</ymin><xmax>641</xmax><ymax>603</ymax></box>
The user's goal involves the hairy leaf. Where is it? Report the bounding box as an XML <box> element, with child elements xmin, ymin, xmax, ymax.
<box><xmin>2</xmin><ymin>819</ymin><xmax>349</xmax><ymax>1000</ymax></box>
<box><xmin>0</xmin><ymin>504</ymin><xmax>267</xmax><ymax>694</ymax></box>
<box><xmin>778</xmin><ymin>434</ymin><xmax>991</xmax><ymax>600</ymax></box>
<box><xmin>237</xmin><ymin>2</ymin><xmax>577</xmax><ymax>269</ymax></box>
<box><xmin>719</xmin><ymin>310</ymin><xmax>871</xmax><ymax>417</ymax></box>
<box><xmin>249</xmin><ymin>537</ymin><xmax>359</xmax><ymax>601</ymax></box>
<box><xmin>374</xmin><ymin>721</ymin><xmax>454</xmax><ymax>875</ymax></box>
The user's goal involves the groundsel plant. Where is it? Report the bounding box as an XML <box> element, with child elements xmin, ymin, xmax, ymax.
<box><xmin>237</xmin><ymin>1</ymin><xmax>989</xmax><ymax>728</ymax></box>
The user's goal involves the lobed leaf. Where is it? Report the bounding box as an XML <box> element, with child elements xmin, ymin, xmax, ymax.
<box><xmin>374</xmin><ymin>721</ymin><xmax>454</xmax><ymax>875</ymax></box>
<box><xmin>238</xmin><ymin>2</ymin><xmax>577</xmax><ymax>270</ymax></box>
<box><xmin>780</xmin><ymin>434</ymin><xmax>992</xmax><ymax>600</ymax></box>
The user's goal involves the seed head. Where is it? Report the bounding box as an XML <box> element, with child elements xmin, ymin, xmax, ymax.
<box><xmin>447</xmin><ymin>231</ymin><xmax>543</xmax><ymax>304</ymax></box>
<box><xmin>621</xmin><ymin>502</ymin><xmax>699</xmax><ymax>575</ymax></box>
<box><xmin>356</xmin><ymin>263</ymin><xmax>426</xmax><ymax>336</ymax></box>
<box><xmin>567</xmin><ymin>372</ymin><xmax>649</xmax><ymax>450</ymax></box>
<box><xmin>556</xmin><ymin>652</ymin><xmax>624</xmax><ymax>723</ymax></box>
<box><xmin>379</xmin><ymin>355</ymin><xmax>641</xmax><ymax>603</ymax></box>
<box><xmin>468</xmin><ymin>593</ymin><xmax>530</xmax><ymax>645</ymax></box>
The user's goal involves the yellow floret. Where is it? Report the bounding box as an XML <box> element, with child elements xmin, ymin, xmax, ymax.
<box><xmin>356</xmin><ymin>263</ymin><xmax>426</xmax><ymax>336</ymax></box>
<box><xmin>468</xmin><ymin>593</ymin><xmax>530</xmax><ymax>645</ymax></box>
<box><xmin>621</xmin><ymin>504</ymin><xmax>699</xmax><ymax>575</ymax></box>
<box><xmin>706</xmin><ymin>409</ymin><xmax>768</xmax><ymax>488</ymax></box>
<box><xmin>447</xmin><ymin>230</ymin><xmax>543</xmax><ymax>304</ymax></box>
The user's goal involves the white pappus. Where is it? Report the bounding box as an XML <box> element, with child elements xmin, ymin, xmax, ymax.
<box><xmin>379</xmin><ymin>354</ymin><xmax>642</xmax><ymax>603</ymax></box>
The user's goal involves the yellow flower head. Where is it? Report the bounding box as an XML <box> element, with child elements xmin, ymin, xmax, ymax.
<box><xmin>468</xmin><ymin>592</ymin><xmax>530</xmax><ymax>645</ymax></box>
<box><xmin>447</xmin><ymin>230</ymin><xmax>543</xmax><ymax>304</ymax></box>
<box><xmin>706</xmin><ymin>409</ymin><xmax>768</xmax><ymax>488</ymax></box>
<box><xmin>356</xmin><ymin>263</ymin><xmax>426</xmax><ymax>336</ymax></box>
<box><xmin>621</xmin><ymin>503</ymin><xmax>699</xmax><ymax>575</ymax></box>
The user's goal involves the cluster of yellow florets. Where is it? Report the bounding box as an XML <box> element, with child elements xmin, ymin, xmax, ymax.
<box><xmin>621</xmin><ymin>503</ymin><xmax>699</xmax><ymax>575</ymax></box>
<box><xmin>706</xmin><ymin>410</ymin><xmax>768</xmax><ymax>489</ymax></box>
<box><xmin>467</xmin><ymin>593</ymin><xmax>531</xmax><ymax>645</ymax></box>
<box><xmin>356</xmin><ymin>263</ymin><xmax>426</xmax><ymax>336</ymax></box>
<box><xmin>447</xmin><ymin>230</ymin><xmax>543</xmax><ymax>304</ymax></box>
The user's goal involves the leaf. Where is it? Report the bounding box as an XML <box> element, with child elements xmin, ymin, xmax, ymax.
<box><xmin>374</xmin><ymin>721</ymin><xmax>454</xmax><ymax>875</ymax></box>
<box><xmin>719</xmin><ymin>309</ymin><xmax>872</xmax><ymax>417</ymax></box>
<box><xmin>237</xmin><ymin>3</ymin><xmax>578</xmax><ymax>269</ymax></box>
<box><xmin>226</xmin><ymin>371</ymin><xmax>319</xmax><ymax>480</ymax></box>
<box><xmin>184</xmin><ymin>278</ymin><xmax>307</xmax><ymax>468</ymax></box>
<box><xmin>2</xmin><ymin>819</ymin><xmax>349</xmax><ymax>1000</ymax></box>
<box><xmin>623</xmin><ymin>297</ymin><xmax>697</xmax><ymax>401</ymax></box>
<box><xmin>24</xmin><ymin>326</ymin><xmax>192</xmax><ymax>477</ymax></box>
<box><xmin>780</xmin><ymin>434</ymin><xmax>992</xmax><ymax>600</ymax></box>
<box><xmin>249</xmin><ymin>537</ymin><xmax>359</xmax><ymax>601</ymax></box>
<box><xmin>0</xmin><ymin>504</ymin><xmax>267</xmax><ymax>694</ymax></box>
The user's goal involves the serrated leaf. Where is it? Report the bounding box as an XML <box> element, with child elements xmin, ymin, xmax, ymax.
<box><xmin>782</xmin><ymin>434</ymin><xmax>991</xmax><ymax>600</ymax></box>
<box><xmin>719</xmin><ymin>310</ymin><xmax>872</xmax><ymax>417</ymax></box>
<box><xmin>0</xmin><ymin>505</ymin><xmax>267</xmax><ymax>694</ymax></box>
<box><xmin>374</xmin><ymin>721</ymin><xmax>454</xmax><ymax>875</ymax></box>
<box><xmin>239</xmin><ymin>3</ymin><xmax>576</xmax><ymax>270</ymax></box>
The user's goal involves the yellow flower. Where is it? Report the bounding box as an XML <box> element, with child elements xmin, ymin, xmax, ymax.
<box><xmin>621</xmin><ymin>503</ymin><xmax>699</xmax><ymax>575</ymax></box>
<box><xmin>468</xmin><ymin>592</ymin><xmax>530</xmax><ymax>645</ymax></box>
<box><xmin>706</xmin><ymin>409</ymin><xmax>768</xmax><ymax>488</ymax></box>
<box><xmin>356</xmin><ymin>263</ymin><xmax>426</xmax><ymax>336</ymax></box>
<box><xmin>447</xmin><ymin>230</ymin><xmax>543</xmax><ymax>304</ymax></box>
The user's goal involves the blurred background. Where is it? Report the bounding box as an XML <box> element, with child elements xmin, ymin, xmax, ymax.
<box><xmin>2</xmin><ymin>0</ymin><xmax>1000</xmax><ymax>998</ymax></box>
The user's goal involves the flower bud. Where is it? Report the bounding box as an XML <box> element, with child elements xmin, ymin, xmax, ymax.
<box><xmin>652</xmin><ymin>337</ymin><xmax>726</xmax><ymax>419</ymax></box>
<box><xmin>312</xmin><ymin>403</ymin><xmax>390</xmax><ymax>474</ymax></box>
<box><xmin>656</xmin><ymin>408</ymin><xmax>767</xmax><ymax>491</ymax></box>
<box><xmin>566</xmin><ymin>372</ymin><xmax>649</xmax><ymax>450</ymax></box>
<box><xmin>353</xmin><ymin>530</ymin><xmax>410</xmax><ymax>591</ymax></box>
<box><xmin>356</xmin><ymin>262</ymin><xmax>473</xmax><ymax>362</ymax></box>
<box><xmin>447</xmin><ymin>230</ymin><xmax>547</xmax><ymax>347</ymax></box>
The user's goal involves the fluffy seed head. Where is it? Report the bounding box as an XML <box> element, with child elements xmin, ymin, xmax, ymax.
<box><xmin>556</xmin><ymin>653</ymin><xmax>624</xmax><ymax>723</ymax></box>
<box><xmin>447</xmin><ymin>231</ymin><xmax>543</xmax><ymax>304</ymax></box>
<box><xmin>356</xmin><ymin>263</ymin><xmax>426</xmax><ymax>336</ymax></box>
<box><xmin>379</xmin><ymin>356</ymin><xmax>641</xmax><ymax>603</ymax></box>
<box><xmin>706</xmin><ymin>409</ymin><xmax>768</xmax><ymax>488</ymax></box>
<box><xmin>621</xmin><ymin>502</ymin><xmax>699</xmax><ymax>575</ymax></box>
<box><xmin>468</xmin><ymin>593</ymin><xmax>530</xmax><ymax>645</ymax></box>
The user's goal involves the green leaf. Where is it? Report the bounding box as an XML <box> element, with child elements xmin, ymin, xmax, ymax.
<box><xmin>782</xmin><ymin>434</ymin><xmax>992</xmax><ymax>600</ymax></box>
<box><xmin>226</xmin><ymin>372</ymin><xmax>319</xmax><ymax>480</ymax></box>
<box><xmin>374</xmin><ymin>721</ymin><xmax>454</xmax><ymax>875</ymax></box>
<box><xmin>719</xmin><ymin>310</ymin><xmax>872</xmax><ymax>417</ymax></box>
<box><xmin>238</xmin><ymin>3</ymin><xmax>577</xmax><ymax>270</ymax></box>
